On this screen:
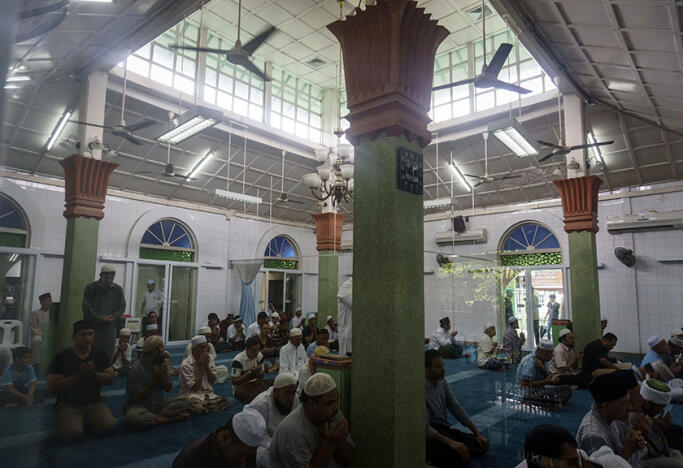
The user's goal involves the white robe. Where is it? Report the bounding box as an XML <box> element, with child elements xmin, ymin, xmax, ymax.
<box><xmin>279</xmin><ymin>341</ymin><xmax>307</xmax><ymax>376</ymax></box>
<box><xmin>337</xmin><ymin>278</ymin><xmax>352</xmax><ymax>355</ymax></box>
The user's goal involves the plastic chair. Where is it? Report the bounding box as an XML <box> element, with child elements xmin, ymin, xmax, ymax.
<box><xmin>0</xmin><ymin>320</ymin><xmax>23</xmax><ymax>348</ymax></box>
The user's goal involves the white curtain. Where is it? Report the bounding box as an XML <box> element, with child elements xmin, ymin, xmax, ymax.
<box><xmin>232</xmin><ymin>260</ymin><xmax>263</xmax><ymax>328</ymax></box>
<box><xmin>337</xmin><ymin>277</ymin><xmax>353</xmax><ymax>355</ymax></box>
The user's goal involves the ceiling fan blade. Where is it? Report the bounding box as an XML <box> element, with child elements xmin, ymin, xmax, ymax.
<box><xmin>462</xmin><ymin>173</ymin><xmax>486</xmax><ymax>179</ymax></box>
<box><xmin>537</xmin><ymin>140</ymin><xmax>565</xmax><ymax>149</ymax></box>
<box><xmin>242</xmin><ymin>26</ymin><xmax>276</xmax><ymax>56</ymax></box>
<box><xmin>486</xmin><ymin>43</ymin><xmax>513</xmax><ymax>77</ymax></box>
<box><xmin>538</xmin><ymin>152</ymin><xmax>558</xmax><ymax>163</ymax></box>
<box><xmin>68</xmin><ymin>120</ymin><xmax>110</xmax><ymax>130</ymax></box>
<box><xmin>432</xmin><ymin>78</ymin><xmax>475</xmax><ymax>92</ymax></box>
<box><xmin>135</xmin><ymin>171</ymin><xmax>160</xmax><ymax>175</ymax></box>
<box><xmin>169</xmin><ymin>46</ymin><xmax>231</xmax><ymax>54</ymax></box>
<box><xmin>489</xmin><ymin>79</ymin><xmax>532</xmax><ymax>94</ymax></box>
<box><xmin>497</xmin><ymin>175</ymin><xmax>523</xmax><ymax>180</ymax></box>
<box><xmin>173</xmin><ymin>174</ymin><xmax>194</xmax><ymax>180</ymax></box>
<box><xmin>474</xmin><ymin>180</ymin><xmax>487</xmax><ymax>187</ymax></box>
<box><xmin>123</xmin><ymin>119</ymin><xmax>155</xmax><ymax>133</ymax></box>
<box><xmin>237</xmin><ymin>58</ymin><xmax>269</xmax><ymax>81</ymax></box>
<box><xmin>114</xmin><ymin>131</ymin><xmax>143</xmax><ymax>146</ymax></box>
<box><xmin>568</xmin><ymin>140</ymin><xmax>614</xmax><ymax>151</ymax></box>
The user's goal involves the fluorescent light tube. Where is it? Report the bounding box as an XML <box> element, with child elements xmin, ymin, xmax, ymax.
<box><xmin>6</xmin><ymin>75</ymin><xmax>30</xmax><ymax>82</ymax></box>
<box><xmin>494</xmin><ymin>127</ymin><xmax>537</xmax><ymax>157</ymax></box>
<box><xmin>188</xmin><ymin>152</ymin><xmax>213</xmax><ymax>179</ymax></box>
<box><xmin>587</xmin><ymin>131</ymin><xmax>604</xmax><ymax>165</ymax></box>
<box><xmin>449</xmin><ymin>163</ymin><xmax>471</xmax><ymax>192</ymax></box>
<box><xmin>213</xmin><ymin>189</ymin><xmax>262</xmax><ymax>204</ymax></box>
<box><xmin>156</xmin><ymin>106</ymin><xmax>223</xmax><ymax>144</ymax></box>
<box><xmin>46</xmin><ymin>110</ymin><xmax>72</xmax><ymax>151</ymax></box>
<box><xmin>424</xmin><ymin>198</ymin><xmax>453</xmax><ymax>209</ymax></box>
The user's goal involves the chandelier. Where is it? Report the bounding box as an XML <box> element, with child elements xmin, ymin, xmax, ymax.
<box><xmin>302</xmin><ymin>142</ymin><xmax>354</xmax><ymax>207</ymax></box>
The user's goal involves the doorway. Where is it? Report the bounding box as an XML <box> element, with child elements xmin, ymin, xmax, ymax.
<box><xmin>261</xmin><ymin>270</ymin><xmax>302</xmax><ymax>318</ymax></box>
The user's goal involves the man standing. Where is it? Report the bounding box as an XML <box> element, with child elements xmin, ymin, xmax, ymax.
<box><xmin>140</xmin><ymin>279</ymin><xmax>163</xmax><ymax>317</ymax></box>
<box><xmin>28</xmin><ymin>292</ymin><xmax>52</xmax><ymax>374</ymax></box>
<box><xmin>83</xmin><ymin>265</ymin><xmax>126</xmax><ymax>362</ymax></box>
<box><xmin>428</xmin><ymin>317</ymin><xmax>464</xmax><ymax>359</ymax></box>
<box><xmin>504</xmin><ymin>289</ymin><xmax>514</xmax><ymax>322</ymax></box>
<box><xmin>47</xmin><ymin>320</ymin><xmax>116</xmax><ymax>441</ymax></box>
<box><xmin>546</xmin><ymin>294</ymin><xmax>560</xmax><ymax>340</ymax></box>
<box><xmin>246</xmin><ymin>373</ymin><xmax>298</xmax><ymax>467</ymax></box>
<box><xmin>517</xmin><ymin>340</ymin><xmax>573</xmax><ymax>410</ymax></box>
<box><xmin>425</xmin><ymin>350</ymin><xmax>489</xmax><ymax>467</ymax></box>
<box><xmin>279</xmin><ymin>328</ymin><xmax>307</xmax><ymax>376</ymax></box>
<box><xmin>503</xmin><ymin>316</ymin><xmax>525</xmax><ymax>363</ymax></box>
<box><xmin>549</xmin><ymin>329</ymin><xmax>590</xmax><ymax>388</ymax></box>
<box><xmin>269</xmin><ymin>373</ymin><xmax>354</xmax><ymax>467</ymax></box>
<box><xmin>582</xmin><ymin>333</ymin><xmax>620</xmax><ymax>379</ymax></box>
<box><xmin>179</xmin><ymin>335</ymin><xmax>229</xmax><ymax>413</ymax></box>
<box><xmin>125</xmin><ymin>335</ymin><xmax>190</xmax><ymax>428</ymax></box>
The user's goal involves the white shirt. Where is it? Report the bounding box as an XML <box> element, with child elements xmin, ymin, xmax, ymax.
<box><xmin>245</xmin><ymin>322</ymin><xmax>260</xmax><ymax>340</ymax></box>
<box><xmin>113</xmin><ymin>341</ymin><xmax>132</xmax><ymax>370</ymax></box>
<box><xmin>291</xmin><ymin>316</ymin><xmax>303</xmax><ymax>329</ymax></box>
<box><xmin>296</xmin><ymin>361</ymin><xmax>314</xmax><ymax>399</ymax></box>
<box><xmin>324</xmin><ymin>325</ymin><xmax>338</xmax><ymax>342</ymax></box>
<box><xmin>428</xmin><ymin>326</ymin><xmax>455</xmax><ymax>350</ymax></box>
<box><xmin>477</xmin><ymin>334</ymin><xmax>497</xmax><ymax>366</ymax></box>
<box><xmin>247</xmin><ymin>387</ymin><xmax>299</xmax><ymax>439</ymax></box>
<box><xmin>279</xmin><ymin>341</ymin><xmax>307</xmax><ymax>376</ymax></box>
<box><xmin>142</xmin><ymin>289</ymin><xmax>163</xmax><ymax>314</ymax></box>
<box><xmin>227</xmin><ymin>324</ymin><xmax>245</xmax><ymax>342</ymax></box>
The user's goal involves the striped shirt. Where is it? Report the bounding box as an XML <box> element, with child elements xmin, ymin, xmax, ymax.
<box><xmin>425</xmin><ymin>379</ymin><xmax>473</xmax><ymax>441</ymax></box>
<box><xmin>576</xmin><ymin>407</ymin><xmax>620</xmax><ymax>455</ymax></box>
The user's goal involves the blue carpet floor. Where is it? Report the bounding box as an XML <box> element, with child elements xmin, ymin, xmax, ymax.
<box><xmin>1</xmin><ymin>346</ymin><xmax>681</xmax><ymax>467</ymax></box>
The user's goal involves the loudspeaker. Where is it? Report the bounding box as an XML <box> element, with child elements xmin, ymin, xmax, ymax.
<box><xmin>453</xmin><ymin>215</ymin><xmax>466</xmax><ymax>233</ymax></box>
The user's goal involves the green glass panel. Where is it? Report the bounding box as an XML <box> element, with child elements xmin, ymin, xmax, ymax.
<box><xmin>264</xmin><ymin>259</ymin><xmax>297</xmax><ymax>270</ymax></box>
<box><xmin>0</xmin><ymin>232</ymin><xmax>26</xmax><ymax>248</ymax></box>
<box><xmin>139</xmin><ymin>247</ymin><xmax>194</xmax><ymax>262</ymax></box>
<box><xmin>500</xmin><ymin>252</ymin><xmax>562</xmax><ymax>266</ymax></box>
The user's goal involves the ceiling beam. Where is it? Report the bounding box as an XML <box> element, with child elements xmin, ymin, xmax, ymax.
<box><xmin>616</xmin><ymin>112</ymin><xmax>643</xmax><ymax>185</ymax></box>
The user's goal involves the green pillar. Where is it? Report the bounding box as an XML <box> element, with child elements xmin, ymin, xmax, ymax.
<box><xmin>317</xmin><ymin>250</ymin><xmax>339</xmax><ymax>323</ymax></box>
<box><xmin>56</xmin><ymin>154</ymin><xmax>118</xmax><ymax>351</ymax></box>
<box><xmin>568</xmin><ymin>231</ymin><xmax>601</xmax><ymax>352</ymax></box>
<box><xmin>554</xmin><ymin>175</ymin><xmax>603</xmax><ymax>353</ymax></box>
<box><xmin>351</xmin><ymin>134</ymin><xmax>425</xmax><ymax>466</ymax></box>
<box><xmin>57</xmin><ymin>217</ymin><xmax>100</xmax><ymax>351</ymax></box>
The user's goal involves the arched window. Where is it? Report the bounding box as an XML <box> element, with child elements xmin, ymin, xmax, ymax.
<box><xmin>264</xmin><ymin>236</ymin><xmax>298</xmax><ymax>270</ymax></box>
<box><xmin>139</xmin><ymin>219</ymin><xmax>195</xmax><ymax>262</ymax></box>
<box><xmin>0</xmin><ymin>194</ymin><xmax>28</xmax><ymax>248</ymax></box>
<box><xmin>500</xmin><ymin>222</ymin><xmax>561</xmax><ymax>266</ymax></box>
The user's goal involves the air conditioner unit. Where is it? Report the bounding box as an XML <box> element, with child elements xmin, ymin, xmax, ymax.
<box><xmin>435</xmin><ymin>228</ymin><xmax>487</xmax><ymax>245</ymax></box>
<box><xmin>607</xmin><ymin>210</ymin><xmax>683</xmax><ymax>234</ymax></box>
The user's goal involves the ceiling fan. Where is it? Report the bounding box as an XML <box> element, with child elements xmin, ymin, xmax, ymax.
<box><xmin>274</xmin><ymin>150</ymin><xmax>305</xmax><ymax>205</ymax></box>
<box><xmin>432</xmin><ymin>0</ymin><xmax>531</xmax><ymax>95</ymax></box>
<box><xmin>170</xmin><ymin>0</ymin><xmax>275</xmax><ymax>82</ymax></box>
<box><xmin>464</xmin><ymin>132</ymin><xmax>522</xmax><ymax>187</ymax></box>
<box><xmin>68</xmin><ymin>57</ymin><xmax>155</xmax><ymax>146</ymax></box>
<box><xmin>537</xmin><ymin>89</ymin><xmax>614</xmax><ymax>163</ymax></box>
<box><xmin>137</xmin><ymin>138</ymin><xmax>194</xmax><ymax>180</ymax></box>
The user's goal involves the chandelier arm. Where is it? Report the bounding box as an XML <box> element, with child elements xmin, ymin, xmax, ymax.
<box><xmin>309</xmin><ymin>187</ymin><xmax>329</xmax><ymax>201</ymax></box>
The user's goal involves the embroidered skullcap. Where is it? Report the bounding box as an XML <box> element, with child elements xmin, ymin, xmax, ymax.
<box><xmin>232</xmin><ymin>408</ymin><xmax>267</xmax><ymax>447</ymax></box>
<box><xmin>119</xmin><ymin>328</ymin><xmax>131</xmax><ymax>337</ymax></box>
<box><xmin>671</xmin><ymin>336</ymin><xmax>683</xmax><ymax>348</ymax></box>
<box><xmin>671</xmin><ymin>328</ymin><xmax>683</xmax><ymax>337</ymax></box>
<box><xmin>190</xmin><ymin>335</ymin><xmax>207</xmax><ymax>348</ymax></box>
<box><xmin>640</xmin><ymin>379</ymin><xmax>672</xmax><ymax>405</ymax></box>
<box><xmin>198</xmin><ymin>326</ymin><xmax>211</xmax><ymax>335</ymax></box>
<box><xmin>146</xmin><ymin>324</ymin><xmax>158</xmax><ymax>331</ymax></box>
<box><xmin>136</xmin><ymin>337</ymin><xmax>145</xmax><ymax>351</ymax></box>
<box><xmin>289</xmin><ymin>327</ymin><xmax>302</xmax><ymax>337</ymax></box>
<box><xmin>273</xmin><ymin>373</ymin><xmax>297</xmax><ymax>389</ymax></box>
<box><xmin>304</xmin><ymin>373</ymin><xmax>337</xmax><ymax>397</ymax></box>
<box><xmin>648</xmin><ymin>335</ymin><xmax>665</xmax><ymax>348</ymax></box>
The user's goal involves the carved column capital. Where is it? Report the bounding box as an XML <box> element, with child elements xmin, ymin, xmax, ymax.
<box><xmin>313</xmin><ymin>213</ymin><xmax>346</xmax><ymax>251</ymax></box>
<box><xmin>554</xmin><ymin>175</ymin><xmax>603</xmax><ymax>233</ymax></box>
<box><xmin>327</xmin><ymin>0</ymin><xmax>449</xmax><ymax>148</ymax></box>
<box><xmin>59</xmin><ymin>154</ymin><xmax>118</xmax><ymax>220</ymax></box>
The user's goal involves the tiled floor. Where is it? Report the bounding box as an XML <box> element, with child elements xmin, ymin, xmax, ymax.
<box><xmin>1</xmin><ymin>347</ymin><xmax>680</xmax><ymax>467</ymax></box>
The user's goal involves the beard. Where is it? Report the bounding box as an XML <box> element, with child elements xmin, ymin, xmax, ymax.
<box><xmin>274</xmin><ymin>397</ymin><xmax>293</xmax><ymax>415</ymax></box>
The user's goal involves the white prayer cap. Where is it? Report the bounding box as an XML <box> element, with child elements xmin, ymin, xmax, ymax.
<box><xmin>273</xmin><ymin>372</ymin><xmax>297</xmax><ymax>389</ymax></box>
<box><xmin>671</xmin><ymin>328</ymin><xmax>683</xmax><ymax>337</ymax></box>
<box><xmin>585</xmin><ymin>446</ymin><xmax>632</xmax><ymax>468</ymax></box>
<box><xmin>647</xmin><ymin>335</ymin><xmax>665</xmax><ymax>347</ymax></box>
<box><xmin>290</xmin><ymin>327</ymin><xmax>302</xmax><ymax>337</ymax></box>
<box><xmin>147</xmin><ymin>279</ymin><xmax>155</xmax><ymax>284</ymax></box>
<box><xmin>190</xmin><ymin>335</ymin><xmax>207</xmax><ymax>348</ymax></box>
<box><xmin>119</xmin><ymin>328</ymin><xmax>131</xmax><ymax>337</ymax></box>
<box><xmin>136</xmin><ymin>337</ymin><xmax>145</xmax><ymax>351</ymax></box>
<box><xmin>326</xmin><ymin>315</ymin><xmax>333</xmax><ymax>323</ymax></box>
<box><xmin>271</xmin><ymin>312</ymin><xmax>279</xmax><ymax>318</ymax></box>
<box><xmin>671</xmin><ymin>336</ymin><xmax>683</xmax><ymax>348</ymax></box>
<box><xmin>640</xmin><ymin>379</ymin><xmax>672</xmax><ymax>405</ymax></box>
<box><xmin>100</xmin><ymin>264</ymin><xmax>115</xmax><ymax>273</ymax></box>
<box><xmin>146</xmin><ymin>324</ymin><xmax>158</xmax><ymax>331</ymax></box>
<box><xmin>304</xmin><ymin>373</ymin><xmax>337</xmax><ymax>397</ymax></box>
<box><xmin>601</xmin><ymin>316</ymin><xmax>607</xmax><ymax>321</ymax></box>
<box><xmin>307</xmin><ymin>313</ymin><xmax>317</xmax><ymax>320</ymax></box>
<box><xmin>507</xmin><ymin>316</ymin><xmax>517</xmax><ymax>324</ymax></box>
<box><xmin>198</xmin><ymin>326</ymin><xmax>211</xmax><ymax>335</ymax></box>
<box><xmin>232</xmin><ymin>408</ymin><xmax>267</xmax><ymax>447</ymax></box>
<box><xmin>484</xmin><ymin>322</ymin><xmax>495</xmax><ymax>331</ymax></box>
<box><xmin>558</xmin><ymin>328</ymin><xmax>572</xmax><ymax>339</ymax></box>
<box><xmin>538</xmin><ymin>339</ymin><xmax>555</xmax><ymax>351</ymax></box>
<box><xmin>295</xmin><ymin>307</ymin><xmax>302</xmax><ymax>312</ymax></box>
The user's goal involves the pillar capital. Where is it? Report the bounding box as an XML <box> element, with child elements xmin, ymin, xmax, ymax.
<box><xmin>327</xmin><ymin>0</ymin><xmax>449</xmax><ymax>148</ymax></box>
<box><xmin>554</xmin><ymin>175</ymin><xmax>603</xmax><ymax>233</ymax></box>
<box><xmin>312</xmin><ymin>213</ymin><xmax>346</xmax><ymax>251</ymax></box>
<box><xmin>59</xmin><ymin>154</ymin><xmax>118</xmax><ymax>220</ymax></box>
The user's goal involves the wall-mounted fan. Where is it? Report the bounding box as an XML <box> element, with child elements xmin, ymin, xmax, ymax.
<box><xmin>615</xmin><ymin>247</ymin><xmax>636</xmax><ymax>267</ymax></box>
<box><xmin>171</xmin><ymin>0</ymin><xmax>275</xmax><ymax>81</ymax></box>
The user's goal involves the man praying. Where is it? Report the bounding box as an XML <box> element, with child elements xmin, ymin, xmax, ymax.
<box><xmin>582</xmin><ymin>333</ymin><xmax>620</xmax><ymax>378</ymax></box>
<box><xmin>429</xmin><ymin>317</ymin><xmax>464</xmax><ymax>359</ymax></box>
<box><xmin>279</xmin><ymin>328</ymin><xmax>307</xmax><ymax>376</ymax></box>
<box><xmin>226</xmin><ymin>316</ymin><xmax>246</xmax><ymax>350</ymax></box>
<box><xmin>179</xmin><ymin>335</ymin><xmax>229</xmax><ymax>413</ymax></box>
<box><xmin>82</xmin><ymin>265</ymin><xmax>126</xmax><ymax>362</ymax></box>
<box><xmin>306</xmin><ymin>328</ymin><xmax>330</xmax><ymax>358</ymax></box>
<box><xmin>549</xmin><ymin>329</ymin><xmax>590</xmax><ymax>388</ymax></box>
<box><xmin>111</xmin><ymin>327</ymin><xmax>132</xmax><ymax>376</ymax></box>
<box><xmin>503</xmin><ymin>316</ymin><xmax>525</xmax><ymax>363</ymax></box>
<box><xmin>231</xmin><ymin>336</ymin><xmax>273</xmax><ymax>403</ymax></box>
<box><xmin>478</xmin><ymin>323</ymin><xmax>506</xmax><ymax>371</ymax></box>
<box><xmin>517</xmin><ymin>340</ymin><xmax>573</xmax><ymax>410</ymax></box>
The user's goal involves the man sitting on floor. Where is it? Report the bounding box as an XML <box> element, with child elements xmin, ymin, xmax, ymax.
<box><xmin>125</xmin><ymin>335</ymin><xmax>190</xmax><ymax>428</ymax></box>
<box><xmin>279</xmin><ymin>328</ymin><xmax>307</xmax><ymax>376</ymax></box>
<box><xmin>302</xmin><ymin>314</ymin><xmax>318</xmax><ymax>347</ymax></box>
<box><xmin>184</xmin><ymin>326</ymin><xmax>229</xmax><ymax>384</ymax></box>
<box><xmin>111</xmin><ymin>327</ymin><xmax>132</xmax><ymax>376</ymax></box>
<box><xmin>296</xmin><ymin>346</ymin><xmax>330</xmax><ymax>399</ymax></box>
<box><xmin>307</xmin><ymin>328</ymin><xmax>330</xmax><ymax>358</ymax></box>
<box><xmin>219</xmin><ymin>312</ymin><xmax>234</xmax><ymax>341</ymax></box>
<box><xmin>204</xmin><ymin>313</ymin><xmax>221</xmax><ymax>346</ymax></box>
<box><xmin>1</xmin><ymin>346</ymin><xmax>38</xmax><ymax>409</ymax></box>
<box><xmin>425</xmin><ymin>349</ymin><xmax>489</xmax><ymax>467</ymax></box>
<box><xmin>246</xmin><ymin>312</ymin><xmax>268</xmax><ymax>340</ymax></box>
<box><xmin>428</xmin><ymin>317</ymin><xmax>464</xmax><ymax>359</ymax></box>
<box><xmin>246</xmin><ymin>372</ymin><xmax>298</xmax><ymax>467</ymax></box>
<box><xmin>517</xmin><ymin>340</ymin><xmax>573</xmax><ymax>410</ymax></box>
<box><xmin>549</xmin><ymin>329</ymin><xmax>591</xmax><ymax>388</ymax></box>
<box><xmin>324</xmin><ymin>315</ymin><xmax>338</xmax><ymax>350</ymax></box>
<box><xmin>291</xmin><ymin>307</ymin><xmax>303</xmax><ymax>329</ymax></box>
<box><xmin>643</xmin><ymin>335</ymin><xmax>682</xmax><ymax>379</ymax></box>
<box><xmin>231</xmin><ymin>336</ymin><xmax>273</xmax><ymax>403</ymax></box>
<box><xmin>173</xmin><ymin>408</ymin><xmax>267</xmax><ymax>468</ymax></box>
<box><xmin>576</xmin><ymin>372</ymin><xmax>647</xmax><ymax>461</ymax></box>
<box><xmin>582</xmin><ymin>333</ymin><xmax>620</xmax><ymax>378</ymax></box>
<box><xmin>269</xmin><ymin>373</ymin><xmax>354</xmax><ymax>467</ymax></box>
<box><xmin>47</xmin><ymin>320</ymin><xmax>116</xmax><ymax>441</ymax></box>
<box><xmin>179</xmin><ymin>335</ymin><xmax>230</xmax><ymax>413</ymax></box>
<box><xmin>503</xmin><ymin>316</ymin><xmax>525</xmax><ymax>363</ymax></box>
<box><xmin>226</xmin><ymin>316</ymin><xmax>246</xmax><ymax>351</ymax></box>
<box><xmin>478</xmin><ymin>323</ymin><xmax>506</xmax><ymax>371</ymax></box>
